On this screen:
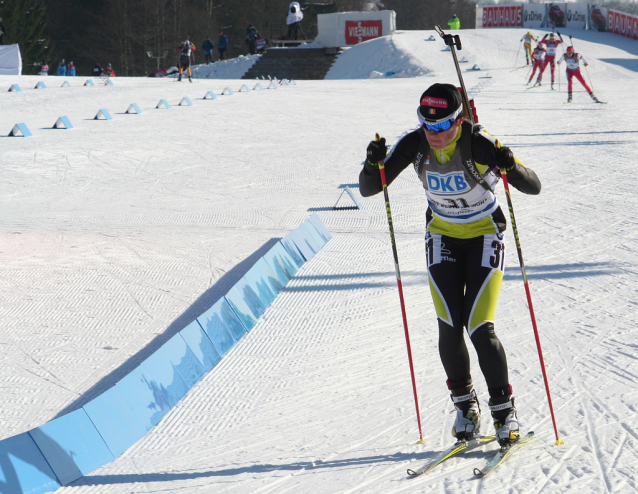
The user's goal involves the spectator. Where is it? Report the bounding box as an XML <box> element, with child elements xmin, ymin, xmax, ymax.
<box><xmin>39</xmin><ymin>61</ymin><xmax>49</xmax><ymax>76</ymax></box>
<box><xmin>92</xmin><ymin>63</ymin><xmax>102</xmax><ymax>77</ymax></box>
<box><xmin>245</xmin><ymin>24</ymin><xmax>258</xmax><ymax>55</ymax></box>
<box><xmin>218</xmin><ymin>30</ymin><xmax>228</xmax><ymax>60</ymax></box>
<box><xmin>202</xmin><ymin>36</ymin><xmax>214</xmax><ymax>64</ymax></box>
<box><xmin>0</xmin><ymin>17</ymin><xmax>6</xmax><ymax>45</ymax></box>
<box><xmin>66</xmin><ymin>61</ymin><xmax>76</xmax><ymax>76</ymax></box>
<box><xmin>286</xmin><ymin>2</ymin><xmax>304</xmax><ymax>40</ymax></box>
<box><xmin>177</xmin><ymin>39</ymin><xmax>196</xmax><ymax>82</ymax></box>
<box><xmin>56</xmin><ymin>59</ymin><xmax>66</xmax><ymax>76</ymax></box>
<box><xmin>102</xmin><ymin>63</ymin><xmax>116</xmax><ymax>77</ymax></box>
<box><xmin>448</xmin><ymin>14</ymin><xmax>460</xmax><ymax>30</ymax></box>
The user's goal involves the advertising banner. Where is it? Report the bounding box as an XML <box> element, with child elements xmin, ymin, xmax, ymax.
<box><xmin>588</xmin><ymin>5</ymin><xmax>609</xmax><ymax>32</ymax></box>
<box><xmin>608</xmin><ymin>9</ymin><xmax>638</xmax><ymax>40</ymax></box>
<box><xmin>481</xmin><ymin>5</ymin><xmax>523</xmax><ymax>28</ymax></box>
<box><xmin>317</xmin><ymin>10</ymin><xmax>396</xmax><ymax>47</ymax></box>
<box><xmin>565</xmin><ymin>3</ymin><xmax>588</xmax><ymax>29</ymax></box>
<box><xmin>540</xmin><ymin>3</ymin><xmax>567</xmax><ymax>28</ymax></box>
<box><xmin>523</xmin><ymin>4</ymin><xmax>545</xmax><ymax>29</ymax></box>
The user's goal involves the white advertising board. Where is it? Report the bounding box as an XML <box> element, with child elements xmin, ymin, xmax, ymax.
<box><xmin>588</xmin><ymin>5</ymin><xmax>609</xmax><ymax>31</ymax></box>
<box><xmin>0</xmin><ymin>44</ymin><xmax>22</xmax><ymax>76</ymax></box>
<box><xmin>565</xmin><ymin>3</ymin><xmax>588</xmax><ymax>29</ymax></box>
<box><xmin>317</xmin><ymin>11</ymin><xmax>396</xmax><ymax>48</ymax></box>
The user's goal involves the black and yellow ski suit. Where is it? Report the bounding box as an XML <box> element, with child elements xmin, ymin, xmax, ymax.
<box><xmin>359</xmin><ymin>122</ymin><xmax>541</xmax><ymax>400</ymax></box>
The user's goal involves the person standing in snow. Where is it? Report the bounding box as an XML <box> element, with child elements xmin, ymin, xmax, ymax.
<box><xmin>66</xmin><ymin>61</ymin><xmax>76</xmax><ymax>76</ymax></box>
<box><xmin>246</xmin><ymin>25</ymin><xmax>258</xmax><ymax>55</ymax></box>
<box><xmin>538</xmin><ymin>32</ymin><xmax>562</xmax><ymax>89</ymax></box>
<box><xmin>92</xmin><ymin>63</ymin><xmax>102</xmax><ymax>77</ymax></box>
<box><xmin>218</xmin><ymin>31</ymin><xmax>228</xmax><ymax>60</ymax></box>
<box><xmin>102</xmin><ymin>63</ymin><xmax>116</xmax><ymax>77</ymax></box>
<box><xmin>177</xmin><ymin>39</ymin><xmax>196</xmax><ymax>82</ymax></box>
<box><xmin>527</xmin><ymin>43</ymin><xmax>546</xmax><ymax>85</ymax></box>
<box><xmin>286</xmin><ymin>2</ymin><xmax>304</xmax><ymax>40</ymax></box>
<box><xmin>359</xmin><ymin>83</ymin><xmax>541</xmax><ymax>447</ymax></box>
<box><xmin>448</xmin><ymin>14</ymin><xmax>460</xmax><ymax>30</ymax></box>
<box><xmin>520</xmin><ymin>31</ymin><xmax>537</xmax><ymax>65</ymax></box>
<box><xmin>557</xmin><ymin>46</ymin><xmax>599</xmax><ymax>103</ymax></box>
<box><xmin>202</xmin><ymin>36</ymin><xmax>214</xmax><ymax>64</ymax></box>
<box><xmin>39</xmin><ymin>61</ymin><xmax>49</xmax><ymax>76</ymax></box>
<box><xmin>56</xmin><ymin>59</ymin><xmax>66</xmax><ymax>76</ymax></box>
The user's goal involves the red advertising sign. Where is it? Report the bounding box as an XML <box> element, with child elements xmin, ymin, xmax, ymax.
<box><xmin>482</xmin><ymin>5</ymin><xmax>523</xmax><ymax>27</ymax></box>
<box><xmin>345</xmin><ymin>20</ymin><xmax>383</xmax><ymax>45</ymax></box>
<box><xmin>608</xmin><ymin>10</ymin><xmax>638</xmax><ymax>40</ymax></box>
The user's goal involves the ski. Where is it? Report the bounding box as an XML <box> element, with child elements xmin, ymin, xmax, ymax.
<box><xmin>407</xmin><ymin>435</ymin><xmax>496</xmax><ymax>478</ymax></box>
<box><xmin>473</xmin><ymin>431</ymin><xmax>534</xmax><ymax>477</ymax></box>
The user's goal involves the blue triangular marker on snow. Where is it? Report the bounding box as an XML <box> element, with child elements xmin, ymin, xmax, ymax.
<box><xmin>204</xmin><ymin>90</ymin><xmax>217</xmax><ymax>100</ymax></box>
<box><xmin>239</xmin><ymin>84</ymin><xmax>251</xmax><ymax>92</ymax></box>
<box><xmin>94</xmin><ymin>109</ymin><xmax>113</xmax><ymax>120</ymax></box>
<box><xmin>34</xmin><ymin>81</ymin><xmax>48</xmax><ymax>89</ymax></box>
<box><xmin>253</xmin><ymin>82</ymin><xmax>264</xmax><ymax>90</ymax></box>
<box><xmin>221</xmin><ymin>87</ymin><xmax>234</xmax><ymax>95</ymax></box>
<box><xmin>126</xmin><ymin>103</ymin><xmax>142</xmax><ymax>114</ymax></box>
<box><xmin>53</xmin><ymin>116</ymin><xmax>74</xmax><ymax>129</ymax></box>
<box><xmin>156</xmin><ymin>99</ymin><xmax>172</xmax><ymax>109</ymax></box>
<box><xmin>179</xmin><ymin>96</ymin><xmax>193</xmax><ymax>106</ymax></box>
<box><xmin>9</xmin><ymin>123</ymin><xmax>32</xmax><ymax>137</ymax></box>
<box><xmin>8</xmin><ymin>84</ymin><xmax>21</xmax><ymax>92</ymax></box>
<box><xmin>84</xmin><ymin>79</ymin><xmax>95</xmax><ymax>86</ymax></box>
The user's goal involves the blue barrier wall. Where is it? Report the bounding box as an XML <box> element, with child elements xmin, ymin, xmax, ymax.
<box><xmin>0</xmin><ymin>214</ymin><xmax>331</xmax><ymax>493</ymax></box>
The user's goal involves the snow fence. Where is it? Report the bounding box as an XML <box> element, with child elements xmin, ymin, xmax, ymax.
<box><xmin>0</xmin><ymin>214</ymin><xmax>332</xmax><ymax>494</ymax></box>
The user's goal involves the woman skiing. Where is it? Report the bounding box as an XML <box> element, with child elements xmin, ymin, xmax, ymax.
<box><xmin>359</xmin><ymin>83</ymin><xmax>542</xmax><ymax>447</ymax></box>
<box><xmin>557</xmin><ymin>46</ymin><xmax>600</xmax><ymax>103</ymax></box>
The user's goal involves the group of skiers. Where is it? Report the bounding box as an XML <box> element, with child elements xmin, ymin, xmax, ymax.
<box><xmin>37</xmin><ymin>59</ymin><xmax>76</xmax><ymax>76</ymax></box>
<box><xmin>523</xmin><ymin>31</ymin><xmax>599</xmax><ymax>103</ymax></box>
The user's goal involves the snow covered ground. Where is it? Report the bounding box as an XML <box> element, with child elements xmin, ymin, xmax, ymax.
<box><xmin>2</xmin><ymin>27</ymin><xmax>638</xmax><ymax>492</ymax></box>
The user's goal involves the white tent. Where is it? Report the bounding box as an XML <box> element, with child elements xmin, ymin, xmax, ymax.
<box><xmin>0</xmin><ymin>44</ymin><xmax>22</xmax><ymax>75</ymax></box>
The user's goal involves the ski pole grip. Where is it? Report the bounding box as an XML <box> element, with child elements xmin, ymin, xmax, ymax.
<box><xmin>454</xmin><ymin>35</ymin><xmax>462</xmax><ymax>50</ymax></box>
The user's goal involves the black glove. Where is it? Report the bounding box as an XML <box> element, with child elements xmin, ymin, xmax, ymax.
<box><xmin>494</xmin><ymin>146</ymin><xmax>516</xmax><ymax>171</ymax></box>
<box><xmin>366</xmin><ymin>137</ymin><xmax>387</xmax><ymax>165</ymax></box>
<box><xmin>542</xmin><ymin>33</ymin><xmax>548</xmax><ymax>39</ymax></box>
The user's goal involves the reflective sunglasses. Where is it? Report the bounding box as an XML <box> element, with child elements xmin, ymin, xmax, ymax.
<box><xmin>423</xmin><ymin>118</ymin><xmax>456</xmax><ymax>133</ymax></box>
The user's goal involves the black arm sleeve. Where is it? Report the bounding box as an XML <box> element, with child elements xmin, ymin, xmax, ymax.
<box><xmin>358</xmin><ymin>130</ymin><xmax>421</xmax><ymax>197</ymax></box>
<box><xmin>471</xmin><ymin>131</ymin><xmax>542</xmax><ymax>196</ymax></box>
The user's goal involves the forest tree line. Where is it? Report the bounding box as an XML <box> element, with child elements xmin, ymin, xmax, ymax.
<box><xmin>0</xmin><ymin>0</ymin><xmax>636</xmax><ymax>76</ymax></box>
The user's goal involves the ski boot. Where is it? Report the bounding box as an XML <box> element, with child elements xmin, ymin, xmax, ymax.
<box><xmin>589</xmin><ymin>92</ymin><xmax>599</xmax><ymax>103</ymax></box>
<box><xmin>489</xmin><ymin>393</ymin><xmax>520</xmax><ymax>447</ymax></box>
<box><xmin>178</xmin><ymin>75</ymin><xmax>182</xmax><ymax>82</ymax></box>
<box><xmin>551</xmin><ymin>82</ymin><xmax>555</xmax><ymax>91</ymax></box>
<box><xmin>526</xmin><ymin>78</ymin><xmax>532</xmax><ymax>85</ymax></box>
<box><xmin>451</xmin><ymin>385</ymin><xmax>481</xmax><ymax>442</ymax></box>
<box><xmin>189</xmin><ymin>76</ymin><xmax>193</xmax><ymax>83</ymax></box>
<box><xmin>533</xmin><ymin>79</ymin><xmax>542</xmax><ymax>87</ymax></box>
<box><xmin>567</xmin><ymin>92</ymin><xmax>572</xmax><ymax>103</ymax></box>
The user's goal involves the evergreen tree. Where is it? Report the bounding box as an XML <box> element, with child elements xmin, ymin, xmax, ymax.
<box><xmin>0</xmin><ymin>0</ymin><xmax>53</xmax><ymax>74</ymax></box>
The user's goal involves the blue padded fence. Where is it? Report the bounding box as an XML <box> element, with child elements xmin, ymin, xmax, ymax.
<box><xmin>0</xmin><ymin>214</ymin><xmax>332</xmax><ymax>493</ymax></box>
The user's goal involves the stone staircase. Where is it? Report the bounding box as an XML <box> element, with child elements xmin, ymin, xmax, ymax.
<box><xmin>241</xmin><ymin>48</ymin><xmax>341</xmax><ymax>80</ymax></box>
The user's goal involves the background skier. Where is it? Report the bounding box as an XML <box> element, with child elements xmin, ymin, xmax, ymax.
<box><xmin>539</xmin><ymin>33</ymin><xmax>563</xmax><ymax>89</ymax></box>
<box><xmin>520</xmin><ymin>32</ymin><xmax>537</xmax><ymax>65</ymax></box>
<box><xmin>102</xmin><ymin>63</ymin><xmax>116</xmax><ymax>77</ymax></box>
<box><xmin>557</xmin><ymin>46</ymin><xmax>599</xmax><ymax>103</ymax></box>
<box><xmin>177</xmin><ymin>39</ymin><xmax>196</xmax><ymax>82</ymax></box>
<box><xmin>527</xmin><ymin>43</ymin><xmax>546</xmax><ymax>85</ymax></box>
<box><xmin>359</xmin><ymin>83</ymin><xmax>541</xmax><ymax>447</ymax></box>
<box><xmin>66</xmin><ymin>61</ymin><xmax>76</xmax><ymax>76</ymax></box>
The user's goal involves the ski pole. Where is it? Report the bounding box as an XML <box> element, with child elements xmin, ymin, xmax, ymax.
<box><xmin>375</xmin><ymin>133</ymin><xmax>424</xmax><ymax>444</ymax></box>
<box><xmin>585</xmin><ymin>64</ymin><xmax>595</xmax><ymax>92</ymax></box>
<box><xmin>514</xmin><ymin>40</ymin><xmax>522</xmax><ymax>66</ymax></box>
<box><xmin>434</xmin><ymin>25</ymin><xmax>474</xmax><ymax>125</ymax></box>
<box><xmin>497</xmin><ymin>151</ymin><xmax>564</xmax><ymax>446</ymax></box>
